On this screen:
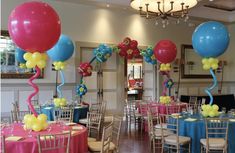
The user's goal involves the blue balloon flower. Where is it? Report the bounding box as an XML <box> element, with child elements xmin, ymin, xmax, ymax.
<box><xmin>142</xmin><ymin>47</ymin><xmax>157</xmax><ymax>65</ymax></box>
<box><xmin>15</xmin><ymin>47</ymin><xmax>26</xmax><ymax>63</ymax></box>
<box><xmin>164</xmin><ymin>79</ymin><xmax>174</xmax><ymax>89</ymax></box>
<box><xmin>47</xmin><ymin>34</ymin><xmax>74</xmax><ymax>62</ymax></box>
<box><xmin>192</xmin><ymin>21</ymin><xmax>230</xmax><ymax>58</ymax></box>
<box><xmin>93</xmin><ymin>44</ymin><xmax>112</xmax><ymax>63</ymax></box>
<box><xmin>76</xmin><ymin>84</ymin><xmax>88</xmax><ymax>97</ymax></box>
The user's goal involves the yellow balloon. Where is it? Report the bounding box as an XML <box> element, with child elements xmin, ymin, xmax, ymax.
<box><xmin>203</xmin><ymin>64</ymin><xmax>210</xmax><ymax>70</ymax></box>
<box><xmin>41</xmin><ymin>53</ymin><xmax>48</xmax><ymax>61</ymax></box>
<box><xmin>209</xmin><ymin>111</ymin><xmax>216</xmax><ymax>117</ymax></box>
<box><xmin>201</xmin><ymin>105</ymin><xmax>207</xmax><ymax>111</ymax></box>
<box><xmin>202</xmin><ymin>58</ymin><xmax>207</xmax><ymax>64</ymax></box>
<box><xmin>214</xmin><ymin>59</ymin><xmax>219</xmax><ymax>64</ymax></box>
<box><xmin>37</xmin><ymin>60</ymin><xmax>46</xmax><ymax>69</ymax></box>
<box><xmin>42</xmin><ymin>122</ymin><xmax>48</xmax><ymax>130</ymax></box>
<box><xmin>202</xmin><ymin>111</ymin><xmax>208</xmax><ymax>117</ymax></box>
<box><xmin>24</xmin><ymin>53</ymin><xmax>32</xmax><ymax>61</ymax></box>
<box><xmin>211</xmin><ymin>64</ymin><xmax>218</xmax><ymax>70</ymax></box>
<box><xmin>212</xmin><ymin>104</ymin><xmax>219</xmax><ymax>111</ymax></box>
<box><xmin>23</xmin><ymin>114</ymin><xmax>32</xmax><ymax>123</ymax></box>
<box><xmin>32</xmin><ymin>52</ymin><xmax>42</xmax><ymax>62</ymax></box>
<box><xmin>26</xmin><ymin>60</ymin><xmax>36</xmax><ymax>69</ymax></box>
<box><xmin>32</xmin><ymin>122</ymin><xmax>43</xmax><ymax>132</ymax></box>
<box><xmin>37</xmin><ymin>114</ymin><xmax>48</xmax><ymax>122</ymax></box>
<box><xmin>166</xmin><ymin>63</ymin><xmax>170</xmax><ymax>67</ymax></box>
<box><xmin>208</xmin><ymin>58</ymin><xmax>215</xmax><ymax>64</ymax></box>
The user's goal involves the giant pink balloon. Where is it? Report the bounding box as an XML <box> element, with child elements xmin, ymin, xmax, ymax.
<box><xmin>154</xmin><ymin>40</ymin><xmax>177</xmax><ymax>63</ymax></box>
<box><xmin>8</xmin><ymin>1</ymin><xmax>61</xmax><ymax>53</ymax></box>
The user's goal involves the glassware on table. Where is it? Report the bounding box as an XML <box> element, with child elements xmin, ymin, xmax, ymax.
<box><xmin>28</xmin><ymin>129</ymin><xmax>33</xmax><ymax>137</ymax></box>
<box><xmin>222</xmin><ymin>107</ymin><xmax>226</xmax><ymax>114</ymax></box>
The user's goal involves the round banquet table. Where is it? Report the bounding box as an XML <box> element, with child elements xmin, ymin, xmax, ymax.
<box><xmin>41</xmin><ymin>105</ymin><xmax>89</xmax><ymax>123</ymax></box>
<box><xmin>1</xmin><ymin>123</ymin><xmax>88</xmax><ymax>153</ymax></box>
<box><xmin>177</xmin><ymin>114</ymin><xmax>235</xmax><ymax>153</ymax></box>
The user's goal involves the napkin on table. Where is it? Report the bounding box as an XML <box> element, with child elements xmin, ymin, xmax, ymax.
<box><xmin>6</xmin><ymin>136</ymin><xmax>23</xmax><ymax>141</ymax></box>
<box><xmin>72</xmin><ymin>126</ymin><xmax>83</xmax><ymax>130</ymax></box>
<box><xmin>184</xmin><ymin>118</ymin><xmax>197</xmax><ymax>122</ymax></box>
<box><xmin>65</xmin><ymin>122</ymin><xmax>77</xmax><ymax>126</ymax></box>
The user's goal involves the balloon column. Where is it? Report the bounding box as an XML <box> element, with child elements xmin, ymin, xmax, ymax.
<box><xmin>154</xmin><ymin>40</ymin><xmax>177</xmax><ymax>104</ymax></box>
<box><xmin>192</xmin><ymin>21</ymin><xmax>229</xmax><ymax>117</ymax></box>
<box><xmin>77</xmin><ymin>44</ymin><xmax>112</xmax><ymax>98</ymax></box>
<box><xmin>47</xmin><ymin>34</ymin><xmax>74</xmax><ymax>107</ymax></box>
<box><xmin>8</xmin><ymin>1</ymin><xmax>63</xmax><ymax>131</ymax></box>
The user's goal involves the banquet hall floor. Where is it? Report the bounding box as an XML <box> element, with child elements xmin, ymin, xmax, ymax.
<box><xmin>119</xmin><ymin>123</ymin><xmax>150</xmax><ymax>153</ymax></box>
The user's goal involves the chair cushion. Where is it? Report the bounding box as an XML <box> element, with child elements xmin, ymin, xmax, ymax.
<box><xmin>104</xmin><ymin>116</ymin><xmax>113</xmax><ymax>123</ymax></box>
<box><xmin>79</xmin><ymin>118</ymin><xmax>88</xmax><ymax>124</ymax></box>
<box><xmin>200</xmin><ymin>138</ymin><xmax>226</xmax><ymax>149</ymax></box>
<box><xmin>164</xmin><ymin>135</ymin><xmax>191</xmax><ymax>145</ymax></box>
<box><xmin>88</xmin><ymin>137</ymin><xmax>97</xmax><ymax>142</ymax></box>
<box><xmin>155</xmin><ymin>123</ymin><xmax>167</xmax><ymax>129</ymax></box>
<box><xmin>154</xmin><ymin>129</ymin><xmax>173</xmax><ymax>138</ymax></box>
<box><xmin>88</xmin><ymin>141</ymin><xmax>116</xmax><ymax>151</ymax></box>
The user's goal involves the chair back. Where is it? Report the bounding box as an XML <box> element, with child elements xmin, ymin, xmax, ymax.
<box><xmin>205</xmin><ymin>118</ymin><xmax>229</xmax><ymax>140</ymax></box>
<box><xmin>89</xmin><ymin>103</ymin><xmax>102</xmax><ymax>113</ymax></box>
<box><xmin>87</xmin><ymin>112</ymin><xmax>102</xmax><ymax>139</ymax></box>
<box><xmin>139</xmin><ymin>103</ymin><xmax>148</xmax><ymax>117</ymax></box>
<box><xmin>101</xmin><ymin>123</ymin><xmax>113</xmax><ymax>153</ymax></box>
<box><xmin>148</xmin><ymin>104</ymin><xmax>159</xmax><ymax>116</ymax></box>
<box><xmin>0</xmin><ymin>135</ymin><xmax>5</xmax><ymax>153</ymax></box>
<box><xmin>112</xmin><ymin>116</ymin><xmax>122</xmax><ymax>152</ymax></box>
<box><xmin>189</xmin><ymin>96</ymin><xmax>198</xmax><ymax>105</ymax></box>
<box><xmin>37</xmin><ymin>132</ymin><xmax>71</xmax><ymax>153</ymax></box>
<box><xmin>54</xmin><ymin>108</ymin><xmax>73</xmax><ymax>123</ymax></box>
<box><xmin>11</xmin><ymin>110</ymin><xmax>31</xmax><ymax>123</ymax></box>
<box><xmin>165</xmin><ymin>105</ymin><xmax>180</xmax><ymax>115</ymax></box>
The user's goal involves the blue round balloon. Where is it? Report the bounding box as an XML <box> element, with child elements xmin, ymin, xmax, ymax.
<box><xmin>192</xmin><ymin>21</ymin><xmax>230</xmax><ymax>58</ymax></box>
<box><xmin>15</xmin><ymin>47</ymin><xmax>26</xmax><ymax>63</ymax></box>
<box><xmin>47</xmin><ymin>34</ymin><xmax>74</xmax><ymax>62</ymax></box>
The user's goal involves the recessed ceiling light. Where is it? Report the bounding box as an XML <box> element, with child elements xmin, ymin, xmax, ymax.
<box><xmin>106</xmin><ymin>4</ymin><xmax>110</xmax><ymax>8</ymax></box>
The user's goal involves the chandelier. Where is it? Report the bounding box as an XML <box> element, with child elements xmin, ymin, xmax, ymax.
<box><xmin>130</xmin><ymin>0</ymin><xmax>198</xmax><ymax>28</ymax></box>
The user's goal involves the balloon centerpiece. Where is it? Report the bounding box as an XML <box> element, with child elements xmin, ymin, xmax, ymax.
<box><xmin>23</xmin><ymin>114</ymin><xmax>48</xmax><ymax>132</ymax></box>
<box><xmin>154</xmin><ymin>40</ymin><xmax>177</xmax><ymax>104</ymax></box>
<box><xmin>47</xmin><ymin>34</ymin><xmax>75</xmax><ymax>107</ymax></box>
<box><xmin>192</xmin><ymin>21</ymin><xmax>230</xmax><ymax>117</ymax></box>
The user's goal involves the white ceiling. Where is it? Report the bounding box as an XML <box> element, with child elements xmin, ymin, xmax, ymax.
<box><xmin>56</xmin><ymin>0</ymin><xmax>235</xmax><ymax>23</ymax></box>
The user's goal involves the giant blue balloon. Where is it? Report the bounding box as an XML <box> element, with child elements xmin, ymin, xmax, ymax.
<box><xmin>47</xmin><ymin>34</ymin><xmax>74</xmax><ymax>62</ymax></box>
<box><xmin>15</xmin><ymin>47</ymin><xmax>26</xmax><ymax>63</ymax></box>
<box><xmin>192</xmin><ymin>21</ymin><xmax>230</xmax><ymax>58</ymax></box>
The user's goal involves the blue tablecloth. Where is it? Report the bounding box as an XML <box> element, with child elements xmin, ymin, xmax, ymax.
<box><xmin>41</xmin><ymin>106</ymin><xmax>89</xmax><ymax>123</ymax></box>
<box><xmin>177</xmin><ymin>115</ymin><xmax>235</xmax><ymax>153</ymax></box>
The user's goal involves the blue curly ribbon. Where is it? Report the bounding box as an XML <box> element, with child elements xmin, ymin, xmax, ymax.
<box><xmin>204</xmin><ymin>68</ymin><xmax>217</xmax><ymax>105</ymax></box>
<box><xmin>57</xmin><ymin>70</ymin><xmax>65</xmax><ymax>98</ymax></box>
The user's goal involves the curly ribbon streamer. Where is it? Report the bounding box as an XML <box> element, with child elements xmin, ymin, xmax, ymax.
<box><xmin>205</xmin><ymin>68</ymin><xmax>218</xmax><ymax>105</ymax></box>
<box><xmin>57</xmin><ymin>70</ymin><xmax>65</xmax><ymax>98</ymax></box>
<box><xmin>27</xmin><ymin>66</ymin><xmax>41</xmax><ymax>117</ymax></box>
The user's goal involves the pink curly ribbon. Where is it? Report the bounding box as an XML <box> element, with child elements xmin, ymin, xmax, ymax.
<box><xmin>27</xmin><ymin>66</ymin><xmax>40</xmax><ymax>117</ymax></box>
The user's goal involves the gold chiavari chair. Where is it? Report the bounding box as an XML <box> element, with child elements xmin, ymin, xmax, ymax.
<box><xmin>87</xmin><ymin>112</ymin><xmax>102</xmax><ymax>142</ymax></box>
<box><xmin>200</xmin><ymin>118</ymin><xmax>229</xmax><ymax>153</ymax></box>
<box><xmin>139</xmin><ymin>102</ymin><xmax>149</xmax><ymax>132</ymax></box>
<box><xmin>126</xmin><ymin>100</ymin><xmax>141</xmax><ymax>129</ymax></box>
<box><xmin>88</xmin><ymin>122</ymin><xmax>113</xmax><ymax>153</ymax></box>
<box><xmin>37</xmin><ymin>131</ymin><xmax>71</xmax><ymax>153</ymax></box>
<box><xmin>165</xmin><ymin>105</ymin><xmax>180</xmax><ymax>115</ymax></box>
<box><xmin>54</xmin><ymin>108</ymin><xmax>73</xmax><ymax>123</ymax></box>
<box><xmin>109</xmin><ymin>116</ymin><xmax>122</xmax><ymax>153</ymax></box>
<box><xmin>11</xmin><ymin>110</ymin><xmax>31</xmax><ymax>123</ymax></box>
<box><xmin>1</xmin><ymin>135</ymin><xmax>6</xmax><ymax>153</ymax></box>
<box><xmin>161</xmin><ymin>114</ymin><xmax>191</xmax><ymax>153</ymax></box>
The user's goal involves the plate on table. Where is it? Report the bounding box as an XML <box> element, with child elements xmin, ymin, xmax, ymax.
<box><xmin>72</xmin><ymin>126</ymin><xmax>83</xmax><ymax>130</ymax></box>
<box><xmin>44</xmin><ymin>107</ymin><xmax>52</xmax><ymax>110</ymax></box>
<box><xmin>229</xmin><ymin>119</ymin><xmax>235</xmax><ymax>122</ymax></box>
<box><xmin>184</xmin><ymin>118</ymin><xmax>197</xmax><ymax>122</ymax></box>
<box><xmin>65</xmin><ymin>122</ymin><xmax>77</xmax><ymax>126</ymax></box>
<box><xmin>6</xmin><ymin>136</ymin><xmax>24</xmax><ymax>141</ymax></box>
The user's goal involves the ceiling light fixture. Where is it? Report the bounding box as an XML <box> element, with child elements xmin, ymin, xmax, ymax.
<box><xmin>130</xmin><ymin>0</ymin><xmax>198</xmax><ymax>28</ymax></box>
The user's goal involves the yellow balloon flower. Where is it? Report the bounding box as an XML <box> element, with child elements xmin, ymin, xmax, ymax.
<box><xmin>23</xmin><ymin>52</ymin><xmax>32</xmax><ymax>61</ymax></box>
<box><xmin>32</xmin><ymin>52</ymin><xmax>42</xmax><ymax>62</ymax></box>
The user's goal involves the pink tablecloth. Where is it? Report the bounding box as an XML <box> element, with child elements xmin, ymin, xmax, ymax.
<box><xmin>1</xmin><ymin>123</ymin><xmax>88</xmax><ymax>153</ymax></box>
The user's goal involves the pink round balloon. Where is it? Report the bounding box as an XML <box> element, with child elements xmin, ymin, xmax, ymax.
<box><xmin>154</xmin><ymin>40</ymin><xmax>177</xmax><ymax>63</ymax></box>
<box><xmin>8</xmin><ymin>1</ymin><xmax>61</xmax><ymax>53</ymax></box>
